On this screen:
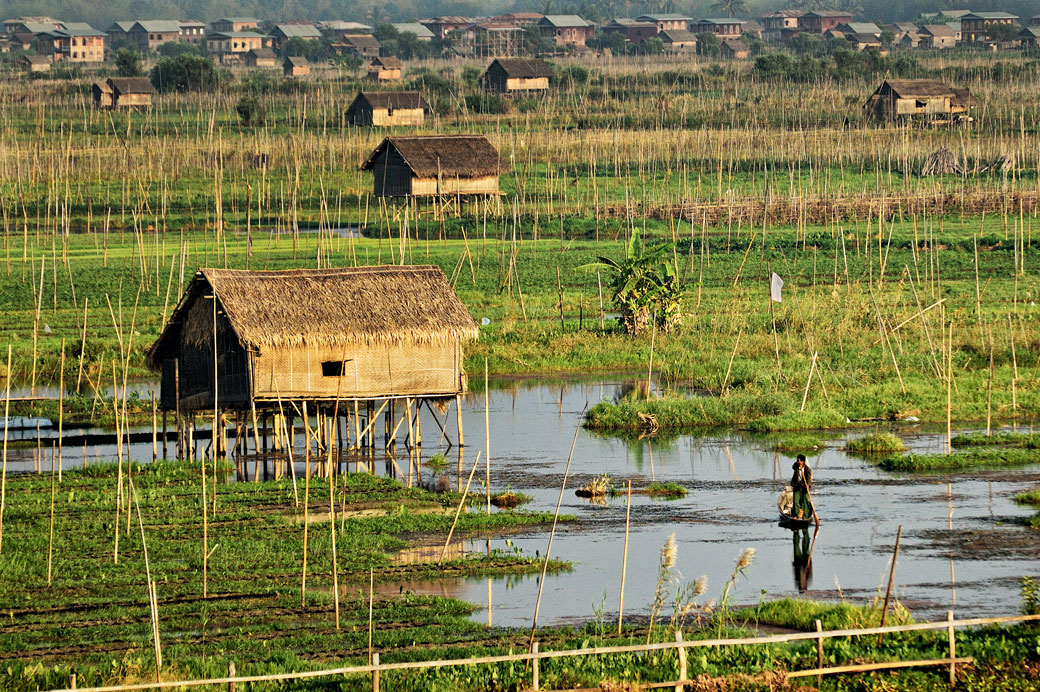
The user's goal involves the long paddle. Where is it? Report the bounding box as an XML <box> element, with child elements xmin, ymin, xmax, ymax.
<box><xmin>803</xmin><ymin>469</ymin><xmax>821</xmax><ymax>527</ymax></box>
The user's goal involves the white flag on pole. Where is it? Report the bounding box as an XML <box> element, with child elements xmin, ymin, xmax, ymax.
<box><xmin>770</xmin><ymin>273</ymin><xmax>784</xmax><ymax>303</ymax></box>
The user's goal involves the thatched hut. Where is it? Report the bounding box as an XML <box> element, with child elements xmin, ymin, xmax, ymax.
<box><xmin>148</xmin><ymin>265</ymin><xmax>478</xmax><ymax>415</ymax></box>
<box><xmin>481</xmin><ymin>58</ymin><xmax>552</xmax><ymax>93</ymax></box>
<box><xmin>346</xmin><ymin>91</ymin><xmax>428</xmax><ymax>127</ymax></box>
<box><xmin>92</xmin><ymin>77</ymin><xmax>156</xmax><ymax>109</ymax></box>
<box><xmin>283</xmin><ymin>56</ymin><xmax>310</xmax><ymax>77</ymax></box>
<box><xmin>864</xmin><ymin>79</ymin><xmax>973</xmax><ymax>123</ymax></box>
<box><xmin>367</xmin><ymin>56</ymin><xmax>402</xmax><ymax>81</ymax></box>
<box><xmin>361</xmin><ymin>135</ymin><xmax>503</xmax><ymax>197</ymax></box>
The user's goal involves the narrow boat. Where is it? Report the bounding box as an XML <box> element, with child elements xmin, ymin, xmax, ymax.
<box><xmin>776</xmin><ymin>486</ymin><xmax>811</xmax><ymax>529</ymax></box>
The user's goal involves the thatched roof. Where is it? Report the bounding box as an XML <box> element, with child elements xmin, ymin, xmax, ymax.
<box><xmin>348</xmin><ymin>91</ymin><xmax>428</xmax><ymax>111</ymax></box>
<box><xmin>284</xmin><ymin>56</ymin><xmax>310</xmax><ymax>67</ymax></box>
<box><xmin>872</xmin><ymin>79</ymin><xmax>961</xmax><ymax>99</ymax></box>
<box><xmin>108</xmin><ymin>77</ymin><xmax>157</xmax><ymax>96</ymax></box>
<box><xmin>487</xmin><ymin>57</ymin><xmax>552</xmax><ymax>78</ymax></box>
<box><xmin>147</xmin><ymin>266</ymin><xmax>479</xmax><ymax>367</ymax></box>
<box><xmin>660</xmin><ymin>29</ymin><xmax>697</xmax><ymax>43</ymax></box>
<box><xmin>371</xmin><ymin>55</ymin><xmax>401</xmax><ymax>68</ymax></box>
<box><xmin>361</xmin><ymin>135</ymin><xmax>503</xmax><ymax>178</ymax></box>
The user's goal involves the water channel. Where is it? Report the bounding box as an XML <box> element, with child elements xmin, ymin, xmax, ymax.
<box><xmin>8</xmin><ymin>378</ymin><xmax>1040</xmax><ymax>628</ymax></box>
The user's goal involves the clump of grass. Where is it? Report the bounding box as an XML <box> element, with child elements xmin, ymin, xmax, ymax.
<box><xmin>426</xmin><ymin>453</ymin><xmax>448</xmax><ymax>471</ymax></box>
<box><xmin>952</xmin><ymin>432</ymin><xmax>1039</xmax><ymax>448</ymax></box>
<box><xmin>769</xmin><ymin>433</ymin><xmax>826</xmax><ymax>454</ymax></box>
<box><xmin>880</xmin><ymin>448</ymin><xmax>1040</xmax><ymax>472</ymax></box>
<box><xmin>845</xmin><ymin>432</ymin><xmax>904</xmax><ymax>455</ymax></box>
<box><xmin>491</xmin><ymin>490</ymin><xmax>531</xmax><ymax>509</ymax></box>
<box><xmin>1013</xmin><ymin>487</ymin><xmax>1040</xmax><ymax>505</ymax></box>
<box><xmin>576</xmin><ymin>474</ymin><xmax>611</xmax><ymax>497</ymax></box>
<box><xmin>734</xmin><ymin>598</ymin><xmax>914</xmax><ymax>631</ymax></box>
<box><xmin>646</xmin><ymin>482</ymin><xmax>688</xmax><ymax>499</ymax></box>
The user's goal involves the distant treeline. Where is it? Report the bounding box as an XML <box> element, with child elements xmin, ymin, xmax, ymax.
<box><xmin>3</xmin><ymin>0</ymin><xmax>1038</xmax><ymax>34</ymax></box>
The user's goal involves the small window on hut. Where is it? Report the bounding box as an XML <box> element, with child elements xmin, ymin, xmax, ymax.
<box><xmin>321</xmin><ymin>360</ymin><xmax>350</xmax><ymax>376</ymax></box>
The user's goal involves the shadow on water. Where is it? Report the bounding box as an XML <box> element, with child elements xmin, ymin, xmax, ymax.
<box><xmin>9</xmin><ymin>375</ymin><xmax>1040</xmax><ymax>627</ymax></box>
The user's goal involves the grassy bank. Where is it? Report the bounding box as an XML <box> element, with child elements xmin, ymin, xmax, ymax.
<box><xmin>0</xmin><ymin>458</ymin><xmax>568</xmax><ymax>688</ymax></box>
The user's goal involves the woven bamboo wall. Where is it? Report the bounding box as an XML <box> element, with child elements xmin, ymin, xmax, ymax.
<box><xmin>252</xmin><ymin>340</ymin><xmax>462</xmax><ymax>400</ymax></box>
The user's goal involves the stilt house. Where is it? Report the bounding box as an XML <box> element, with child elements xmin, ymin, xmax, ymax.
<box><xmin>345</xmin><ymin>91</ymin><xmax>428</xmax><ymax>127</ymax></box>
<box><xmin>367</xmin><ymin>56</ymin><xmax>402</xmax><ymax>81</ymax></box>
<box><xmin>481</xmin><ymin>57</ymin><xmax>551</xmax><ymax>92</ymax></box>
<box><xmin>864</xmin><ymin>79</ymin><xmax>973</xmax><ymax>123</ymax></box>
<box><xmin>361</xmin><ymin>135</ymin><xmax>503</xmax><ymax>197</ymax></box>
<box><xmin>147</xmin><ymin>265</ymin><xmax>479</xmax><ymax>415</ymax></box>
<box><xmin>92</xmin><ymin>77</ymin><xmax>157</xmax><ymax>109</ymax></box>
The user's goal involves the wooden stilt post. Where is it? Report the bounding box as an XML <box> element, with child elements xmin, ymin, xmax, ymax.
<box><xmin>455</xmin><ymin>394</ymin><xmax>464</xmax><ymax>447</ymax></box>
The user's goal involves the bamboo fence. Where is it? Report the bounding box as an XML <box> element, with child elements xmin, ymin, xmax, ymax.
<box><xmin>51</xmin><ymin>612</ymin><xmax>1040</xmax><ymax>692</ymax></box>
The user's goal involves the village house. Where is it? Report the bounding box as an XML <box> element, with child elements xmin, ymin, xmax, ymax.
<box><xmin>759</xmin><ymin>10</ymin><xmax>804</xmax><ymax>42</ymax></box>
<box><xmin>38</xmin><ymin>23</ymin><xmax>105</xmax><ymax>62</ymax></box>
<box><xmin>346</xmin><ymin>91</ymin><xmax>427</xmax><ymax>126</ymax></box>
<box><xmin>635</xmin><ymin>14</ymin><xmax>691</xmax><ymax>32</ymax></box>
<box><xmin>282</xmin><ymin>56</ymin><xmax>310</xmax><ymax>77</ymax></box>
<box><xmin>146</xmin><ymin>266</ymin><xmax>478</xmax><ymax>455</ymax></box>
<box><xmin>392</xmin><ymin>22</ymin><xmax>434</xmax><ymax>40</ymax></box>
<box><xmin>692</xmin><ymin>18</ymin><xmax>746</xmax><ymax>40</ymax></box>
<box><xmin>128</xmin><ymin>20</ymin><xmax>182</xmax><ymax>52</ymax></box>
<box><xmin>106</xmin><ymin>21</ymin><xmax>134</xmax><ymax>46</ymax></box>
<box><xmin>418</xmin><ymin>16</ymin><xmax>473</xmax><ymax>40</ymax></box>
<box><xmin>333</xmin><ymin>33</ymin><xmax>380</xmax><ymax>58</ymax></box>
<box><xmin>799</xmin><ymin>11</ymin><xmax>853</xmax><ymax>34</ymax></box>
<box><xmin>209</xmin><ymin>17</ymin><xmax>260</xmax><ymax>33</ymax></box>
<box><xmin>481</xmin><ymin>57</ymin><xmax>552</xmax><ymax>93</ymax></box>
<box><xmin>494</xmin><ymin>12</ymin><xmax>543</xmax><ymax>26</ymax></box>
<box><xmin>319</xmin><ymin>20</ymin><xmax>371</xmax><ymax>35</ymax></box>
<box><xmin>457</xmin><ymin>21</ymin><xmax>525</xmax><ymax>57</ymax></box>
<box><xmin>1020</xmin><ymin>26</ymin><xmax>1040</xmax><ymax>48</ymax></box>
<box><xmin>961</xmin><ymin>12</ymin><xmax>1018</xmax><ymax>43</ymax></box>
<box><xmin>18</xmin><ymin>54</ymin><xmax>51</xmax><ymax>72</ymax></box>
<box><xmin>720</xmin><ymin>38</ymin><xmax>749</xmax><ymax>58</ymax></box>
<box><xmin>919</xmin><ymin>24</ymin><xmax>957</xmax><ymax>49</ymax></box>
<box><xmin>659</xmin><ymin>29</ymin><xmax>698</xmax><ymax>53</ymax></box>
<box><xmin>846</xmin><ymin>33</ymin><xmax>882</xmax><ymax>51</ymax></box>
<box><xmin>538</xmin><ymin>15</ymin><xmax>595</xmax><ymax>48</ymax></box>
<box><xmin>742</xmin><ymin>21</ymin><xmax>765</xmax><ymax>39</ymax></box>
<box><xmin>207</xmin><ymin>32</ymin><xmax>268</xmax><ymax>63</ymax></box>
<box><xmin>362</xmin><ymin>135</ymin><xmax>502</xmax><ymax>197</ymax></box>
<box><xmin>899</xmin><ymin>31</ymin><xmax>922</xmax><ymax>48</ymax></box>
<box><xmin>836</xmin><ymin>22</ymin><xmax>881</xmax><ymax>37</ymax></box>
<box><xmin>269</xmin><ymin>23</ymin><xmax>322</xmax><ymax>50</ymax></box>
<box><xmin>179</xmin><ymin>20</ymin><xmax>206</xmax><ymax>44</ymax></box>
<box><xmin>245</xmin><ymin>47</ymin><xmax>277</xmax><ymax>68</ymax></box>
<box><xmin>602</xmin><ymin>18</ymin><xmax>659</xmax><ymax>45</ymax></box>
<box><xmin>864</xmin><ymin>79</ymin><xmax>973</xmax><ymax>123</ymax></box>
<box><xmin>367</xmin><ymin>56</ymin><xmax>402</xmax><ymax>81</ymax></box>
<box><xmin>3</xmin><ymin>16</ymin><xmax>60</xmax><ymax>33</ymax></box>
<box><xmin>886</xmin><ymin>22</ymin><xmax>918</xmax><ymax>41</ymax></box>
<box><xmin>92</xmin><ymin>76</ymin><xmax>156</xmax><ymax>109</ymax></box>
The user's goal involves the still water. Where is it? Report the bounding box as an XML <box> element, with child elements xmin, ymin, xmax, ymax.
<box><xmin>9</xmin><ymin>378</ymin><xmax>1040</xmax><ymax>628</ymax></box>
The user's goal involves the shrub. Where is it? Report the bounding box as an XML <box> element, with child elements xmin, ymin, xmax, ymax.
<box><xmin>150</xmin><ymin>54</ymin><xmax>220</xmax><ymax>93</ymax></box>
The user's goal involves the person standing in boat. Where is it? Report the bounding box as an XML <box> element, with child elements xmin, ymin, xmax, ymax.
<box><xmin>791</xmin><ymin>455</ymin><xmax>813</xmax><ymax>520</ymax></box>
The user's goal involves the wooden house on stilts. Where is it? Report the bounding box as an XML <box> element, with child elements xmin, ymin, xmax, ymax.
<box><xmin>147</xmin><ymin>265</ymin><xmax>478</xmax><ymax>465</ymax></box>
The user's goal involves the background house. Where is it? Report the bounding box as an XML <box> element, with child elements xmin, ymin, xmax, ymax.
<box><xmin>481</xmin><ymin>57</ymin><xmax>552</xmax><ymax>93</ymax></box>
<box><xmin>346</xmin><ymin>91</ymin><xmax>428</xmax><ymax>126</ymax></box>
<box><xmin>361</xmin><ymin>135</ymin><xmax>503</xmax><ymax>197</ymax></box>
<box><xmin>92</xmin><ymin>77</ymin><xmax>156</xmax><ymax>109</ymax></box>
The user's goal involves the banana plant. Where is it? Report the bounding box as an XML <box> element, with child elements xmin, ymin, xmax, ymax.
<box><xmin>579</xmin><ymin>230</ymin><xmax>683</xmax><ymax>335</ymax></box>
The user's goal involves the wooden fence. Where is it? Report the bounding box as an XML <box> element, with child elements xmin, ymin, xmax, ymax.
<box><xmin>56</xmin><ymin>612</ymin><xmax>1040</xmax><ymax>692</ymax></box>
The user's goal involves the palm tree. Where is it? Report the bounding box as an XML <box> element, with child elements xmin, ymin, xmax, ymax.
<box><xmin>710</xmin><ymin>0</ymin><xmax>749</xmax><ymax>18</ymax></box>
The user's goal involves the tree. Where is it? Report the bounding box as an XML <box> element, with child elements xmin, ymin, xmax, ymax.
<box><xmin>879</xmin><ymin>29</ymin><xmax>895</xmax><ymax>47</ymax></box>
<box><xmin>114</xmin><ymin>47</ymin><xmax>141</xmax><ymax>77</ymax></box>
<box><xmin>710</xmin><ymin>0</ymin><xmax>748</xmax><ymax>18</ymax></box>
<box><xmin>236</xmin><ymin>94</ymin><xmax>266</xmax><ymax>126</ymax></box>
<box><xmin>579</xmin><ymin>231</ymin><xmax>683</xmax><ymax>335</ymax></box>
<box><xmin>988</xmin><ymin>24</ymin><xmax>1020</xmax><ymax>42</ymax></box>
<box><xmin>150</xmin><ymin>54</ymin><xmax>220</xmax><ymax>93</ymax></box>
<box><xmin>697</xmin><ymin>31</ymin><xmax>721</xmax><ymax>57</ymax></box>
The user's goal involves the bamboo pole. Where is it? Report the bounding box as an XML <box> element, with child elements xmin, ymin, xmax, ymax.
<box><xmin>47</xmin><ymin>443</ymin><xmax>55</xmax><ymax>584</ymax></box>
<box><xmin>484</xmin><ymin>359</ymin><xmax>490</xmax><ymax>516</ymax></box>
<box><xmin>877</xmin><ymin>524</ymin><xmax>903</xmax><ymax>644</ymax></box>
<box><xmin>58</xmin><ymin>340</ymin><xmax>64</xmax><ymax>481</ymax></box>
<box><xmin>131</xmin><ymin>478</ymin><xmax>162</xmax><ymax>679</ymax></box>
<box><xmin>617</xmin><ymin>479</ymin><xmax>632</xmax><ymax>635</ymax></box>
<box><xmin>0</xmin><ymin>346</ymin><xmax>10</xmax><ymax>555</ymax></box>
<box><xmin>528</xmin><ymin>403</ymin><xmax>587</xmax><ymax>659</ymax></box>
<box><xmin>441</xmin><ymin>452</ymin><xmax>483</xmax><ymax>561</ymax></box>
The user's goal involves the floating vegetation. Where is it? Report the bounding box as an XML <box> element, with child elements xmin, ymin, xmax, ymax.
<box><xmin>845</xmin><ymin>432</ymin><xmax>904</xmax><ymax>455</ymax></box>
